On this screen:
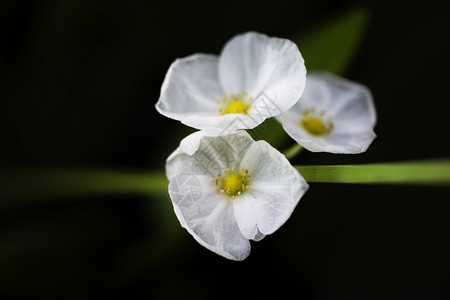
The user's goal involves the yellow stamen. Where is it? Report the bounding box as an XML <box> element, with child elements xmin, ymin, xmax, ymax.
<box><xmin>218</xmin><ymin>92</ymin><xmax>251</xmax><ymax>115</ymax></box>
<box><xmin>214</xmin><ymin>168</ymin><xmax>251</xmax><ymax>198</ymax></box>
<box><xmin>300</xmin><ymin>108</ymin><xmax>333</xmax><ymax>136</ymax></box>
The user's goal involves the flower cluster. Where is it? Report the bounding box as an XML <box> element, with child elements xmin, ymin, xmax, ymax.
<box><xmin>156</xmin><ymin>32</ymin><xmax>376</xmax><ymax>260</ymax></box>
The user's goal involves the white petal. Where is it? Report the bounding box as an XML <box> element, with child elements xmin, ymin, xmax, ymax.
<box><xmin>183</xmin><ymin>111</ymin><xmax>271</xmax><ymax>136</ymax></box>
<box><xmin>317</xmin><ymin>73</ymin><xmax>376</xmax><ymax>127</ymax></box>
<box><xmin>166</xmin><ymin>131</ymin><xmax>255</xmax><ymax>180</ymax></box>
<box><xmin>252</xmin><ymin>230</ymin><xmax>266</xmax><ymax>242</ymax></box>
<box><xmin>182</xmin><ymin>92</ymin><xmax>293</xmax><ymax>135</ymax></box>
<box><xmin>156</xmin><ymin>54</ymin><xmax>223</xmax><ymax>121</ymax></box>
<box><xmin>289</xmin><ymin>73</ymin><xmax>335</xmax><ymax>111</ymax></box>
<box><xmin>233</xmin><ymin>140</ymin><xmax>308</xmax><ymax>239</ymax></box>
<box><xmin>166</xmin><ymin>131</ymin><xmax>208</xmax><ymax>180</ymax></box>
<box><xmin>169</xmin><ymin>174</ymin><xmax>250</xmax><ymax>261</ymax></box>
<box><xmin>218</xmin><ymin>32</ymin><xmax>306</xmax><ymax>115</ymax></box>
<box><xmin>283</xmin><ymin>121</ymin><xmax>376</xmax><ymax>153</ymax></box>
<box><xmin>277</xmin><ymin>72</ymin><xmax>377</xmax><ymax>154</ymax></box>
<box><xmin>320</xmin><ymin>130</ymin><xmax>376</xmax><ymax>153</ymax></box>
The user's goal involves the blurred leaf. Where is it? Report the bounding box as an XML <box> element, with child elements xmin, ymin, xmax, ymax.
<box><xmin>296</xmin><ymin>159</ymin><xmax>450</xmax><ymax>185</ymax></box>
<box><xmin>292</xmin><ymin>7</ymin><xmax>369</xmax><ymax>74</ymax></box>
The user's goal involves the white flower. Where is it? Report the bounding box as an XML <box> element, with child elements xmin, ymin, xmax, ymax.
<box><xmin>156</xmin><ymin>32</ymin><xmax>307</xmax><ymax>136</ymax></box>
<box><xmin>277</xmin><ymin>72</ymin><xmax>377</xmax><ymax>153</ymax></box>
<box><xmin>166</xmin><ymin>131</ymin><xmax>308</xmax><ymax>260</ymax></box>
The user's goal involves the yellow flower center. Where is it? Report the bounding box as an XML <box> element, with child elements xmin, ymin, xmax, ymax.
<box><xmin>223</xmin><ymin>174</ymin><xmax>244</xmax><ymax>195</ymax></box>
<box><xmin>218</xmin><ymin>92</ymin><xmax>252</xmax><ymax>115</ymax></box>
<box><xmin>224</xmin><ymin>101</ymin><xmax>247</xmax><ymax>115</ymax></box>
<box><xmin>300</xmin><ymin>108</ymin><xmax>333</xmax><ymax>136</ymax></box>
<box><xmin>214</xmin><ymin>168</ymin><xmax>251</xmax><ymax>199</ymax></box>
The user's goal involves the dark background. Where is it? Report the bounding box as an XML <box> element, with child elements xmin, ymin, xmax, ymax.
<box><xmin>1</xmin><ymin>0</ymin><xmax>450</xmax><ymax>299</ymax></box>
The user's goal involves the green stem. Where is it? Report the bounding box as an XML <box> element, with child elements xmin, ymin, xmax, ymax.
<box><xmin>295</xmin><ymin>159</ymin><xmax>450</xmax><ymax>185</ymax></box>
<box><xmin>284</xmin><ymin>144</ymin><xmax>304</xmax><ymax>160</ymax></box>
<box><xmin>1</xmin><ymin>159</ymin><xmax>449</xmax><ymax>208</ymax></box>
<box><xmin>0</xmin><ymin>168</ymin><xmax>168</xmax><ymax>207</ymax></box>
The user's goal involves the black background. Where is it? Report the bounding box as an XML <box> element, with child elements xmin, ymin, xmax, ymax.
<box><xmin>1</xmin><ymin>0</ymin><xmax>450</xmax><ymax>299</ymax></box>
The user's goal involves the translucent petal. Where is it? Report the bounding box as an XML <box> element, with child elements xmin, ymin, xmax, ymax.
<box><xmin>277</xmin><ymin>72</ymin><xmax>376</xmax><ymax>153</ymax></box>
<box><xmin>181</xmin><ymin>112</ymin><xmax>262</xmax><ymax>136</ymax></box>
<box><xmin>166</xmin><ymin>131</ymin><xmax>255</xmax><ymax>180</ymax></box>
<box><xmin>156</xmin><ymin>54</ymin><xmax>223</xmax><ymax>121</ymax></box>
<box><xmin>283</xmin><ymin>120</ymin><xmax>376</xmax><ymax>153</ymax></box>
<box><xmin>166</xmin><ymin>131</ymin><xmax>211</xmax><ymax>180</ymax></box>
<box><xmin>233</xmin><ymin>140</ymin><xmax>308</xmax><ymax>239</ymax></box>
<box><xmin>218</xmin><ymin>32</ymin><xmax>306</xmax><ymax>115</ymax></box>
<box><xmin>169</xmin><ymin>174</ymin><xmax>251</xmax><ymax>261</ymax></box>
